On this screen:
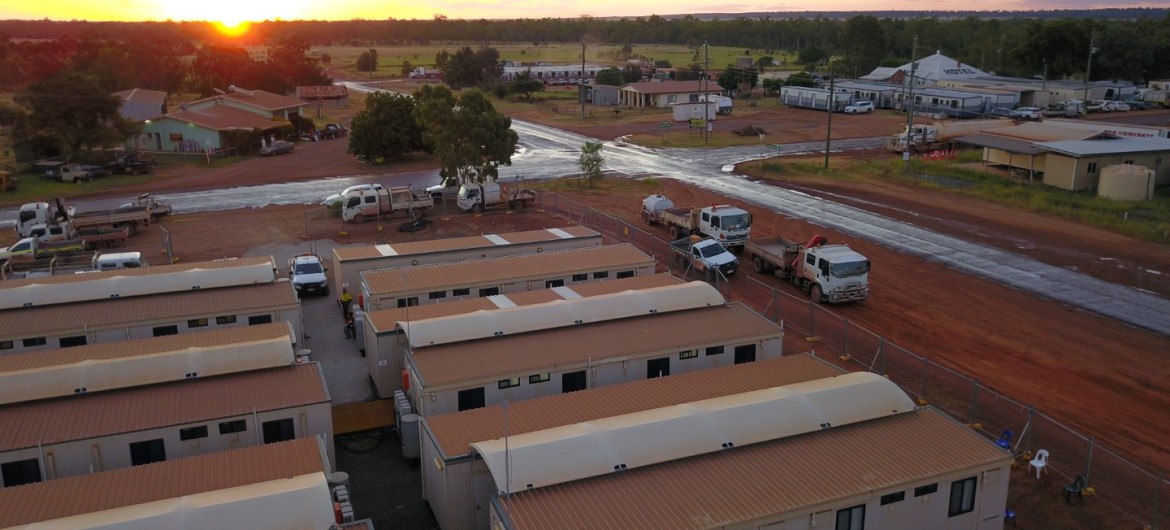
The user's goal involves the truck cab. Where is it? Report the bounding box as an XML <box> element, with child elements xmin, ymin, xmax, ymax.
<box><xmin>457</xmin><ymin>182</ymin><xmax>500</xmax><ymax>212</ymax></box>
<box><xmin>699</xmin><ymin>205</ymin><xmax>752</xmax><ymax>250</ymax></box>
<box><xmin>798</xmin><ymin>245</ymin><xmax>870</xmax><ymax>303</ymax></box>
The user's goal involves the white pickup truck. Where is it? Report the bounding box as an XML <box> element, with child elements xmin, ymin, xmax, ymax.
<box><xmin>669</xmin><ymin>236</ymin><xmax>739</xmax><ymax>281</ymax></box>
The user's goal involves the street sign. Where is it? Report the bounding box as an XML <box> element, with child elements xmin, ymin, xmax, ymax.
<box><xmin>659</xmin><ymin>122</ymin><xmax>673</xmax><ymax>129</ymax></box>
<box><xmin>767</xmin><ymin>144</ymin><xmax>783</xmax><ymax>151</ymax></box>
<box><xmin>689</xmin><ymin>118</ymin><xmax>706</xmax><ymax>126</ymax></box>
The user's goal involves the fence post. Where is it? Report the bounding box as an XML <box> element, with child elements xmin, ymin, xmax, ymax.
<box><xmin>771</xmin><ymin>287</ymin><xmax>779</xmax><ymax>322</ymax></box>
<box><xmin>1084</xmin><ymin>436</ymin><xmax>1094</xmax><ymax>483</ymax></box>
<box><xmin>878</xmin><ymin>337</ymin><xmax>885</xmax><ymax>374</ymax></box>
<box><xmin>809</xmin><ymin>300</ymin><xmax>816</xmax><ymax>337</ymax></box>
<box><xmin>920</xmin><ymin>356</ymin><xmax>929</xmax><ymax>403</ymax></box>
<box><xmin>971</xmin><ymin>379</ymin><xmax>979</xmax><ymax>426</ymax></box>
<box><xmin>843</xmin><ymin>318</ymin><xmax>849</xmax><ymax>359</ymax></box>
<box><xmin>1153</xmin><ymin>473</ymin><xmax>1163</xmax><ymax>530</ymax></box>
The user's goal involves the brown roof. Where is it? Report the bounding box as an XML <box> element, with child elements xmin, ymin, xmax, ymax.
<box><xmin>192</xmin><ymin>88</ymin><xmax>308</xmax><ymax>111</ymax></box>
<box><xmin>296</xmin><ymin>85</ymin><xmax>349</xmax><ymax>99</ymax></box>
<box><xmin>363</xmin><ymin>244</ymin><xmax>654</xmax><ymax>298</ymax></box>
<box><xmin>500</xmin><ymin>408</ymin><xmax>1011</xmax><ymax>530</ymax></box>
<box><xmin>368</xmin><ymin>274</ymin><xmax>683</xmax><ymax>333</ymax></box>
<box><xmin>0</xmin><ymin>437</ymin><xmax>326</xmax><ymax>528</ymax></box>
<box><xmin>113</xmin><ymin>88</ymin><xmax>168</xmax><ymax>106</ymax></box>
<box><xmin>163</xmin><ymin>105</ymin><xmax>285</xmax><ymax>131</ymax></box>
<box><xmin>0</xmin><ymin>362</ymin><xmax>328</xmax><ymax>452</ymax></box>
<box><xmin>984</xmin><ymin>122</ymin><xmax>1102</xmax><ymax>142</ymax></box>
<box><xmin>0</xmin><ymin>281</ymin><xmax>298</xmax><ymax>337</ymax></box>
<box><xmin>0</xmin><ymin>322</ymin><xmax>292</xmax><ymax>372</ymax></box>
<box><xmin>411</xmin><ymin>303</ymin><xmax>779</xmax><ymax>389</ymax></box>
<box><xmin>622</xmin><ymin>80</ymin><xmax>722</xmax><ymax>95</ymax></box>
<box><xmin>333</xmin><ymin>226</ymin><xmax>600</xmax><ymax>261</ymax></box>
<box><xmin>0</xmin><ymin>256</ymin><xmax>274</xmax><ymax>288</ymax></box>
<box><xmin>426</xmin><ymin>355</ymin><xmax>843</xmax><ymax>458</ymax></box>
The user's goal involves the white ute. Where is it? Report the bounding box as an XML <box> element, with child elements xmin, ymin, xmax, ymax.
<box><xmin>289</xmin><ymin>254</ymin><xmax>328</xmax><ymax>297</ymax></box>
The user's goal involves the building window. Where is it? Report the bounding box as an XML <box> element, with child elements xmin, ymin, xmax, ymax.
<box><xmin>593</xmin><ymin>271</ymin><xmax>609</xmax><ymax>279</ymax></box>
<box><xmin>529</xmin><ymin>373</ymin><xmax>550</xmax><ymax>384</ymax></box>
<box><xmin>453</xmin><ymin>288</ymin><xmax>470</xmax><ymax>296</ymax></box>
<box><xmin>22</xmin><ymin>337</ymin><xmax>47</xmax><ymax>348</ymax></box>
<box><xmin>734</xmin><ymin>344</ymin><xmax>757</xmax><ymax>364</ymax></box>
<box><xmin>1123</xmin><ymin>159</ymin><xmax>1134</xmax><ymax>165</ymax></box>
<box><xmin>248</xmin><ymin>315</ymin><xmax>273</xmax><ymax>325</ymax></box>
<box><xmin>545</xmin><ymin>279</ymin><xmax>565</xmax><ymax>288</ymax></box>
<box><xmin>498</xmin><ymin>377</ymin><xmax>521</xmax><ymax>389</ymax></box>
<box><xmin>0</xmin><ymin>340</ymin><xmax>12</xmax><ymax>350</ymax></box>
<box><xmin>180</xmin><ymin>426</ymin><xmax>209</xmax><ymax>441</ymax></box>
<box><xmin>129</xmin><ymin>439</ymin><xmax>166</xmax><ymax>466</ymax></box>
<box><xmin>914</xmin><ymin>483</ymin><xmax>938</xmax><ymax>497</ymax></box>
<box><xmin>616</xmin><ymin>270</ymin><xmax>634</xmax><ymax>279</ymax></box>
<box><xmin>835</xmin><ymin>504</ymin><xmax>865</xmax><ymax>530</ymax></box>
<box><xmin>880</xmin><ymin>491</ymin><xmax>905</xmax><ymax>505</ymax></box>
<box><xmin>262</xmin><ymin>418</ymin><xmax>296</xmax><ymax>444</ymax></box>
<box><xmin>428</xmin><ymin>291</ymin><xmax>447</xmax><ymax>300</ymax></box>
<box><xmin>948</xmin><ymin>477</ymin><xmax>977</xmax><ymax>517</ymax></box>
<box><xmin>152</xmin><ymin>325</ymin><xmax>179</xmax><ymax>337</ymax></box>
<box><xmin>396</xmin><ymin>297</ymin><xmax>419</xmax><ymax>308</ymax></box>
<box><xmin>679</xmin><ymin>350</ymin><xmax>697</xmax><ymax>360</ymax></box>
<box><xmin>457</xmin><ymin>387</ymin><xmax>486</xmax><ymax>411</ymax></box>
<box><xmin>219</xmin><ymin>419</ymin><xmax>247</xmax><ymax>435</ymax></box>
<box><xmin>1087</xmin><ymin>162</ymin><xmax>1099</xmax><ymax>173</ymax></box>
<box><xmin>188</xmin><ymin>318</ymin><xmax>209</xmax><ymax>328</ymax></box>
<box><xmin>216</xmin><ymin>315</ymin><xmax>237</xmax><ymax>325</ymax></box>
<box><xmin>58</xmin><ymin>335</ymin><xmax>87</xmax><ymax>348</ymax></box>
<box><xmin>1</xmin><ymin>459</ymin><xmax>42</xmax><ymax>487</ymax></box>
<box><xmin>705</xmin><ymin>345</ymin><xmax>724</xmax><ymax>356</ymax></box>
<box><xmin>572</xmin><ymin>273</ymin><xmax>588</xmax><ymax>281</ymax></box>
<box><xmin>478</xmin><ymin>287</ymin><xmax>500</xmax><ymax>297</ymax></box>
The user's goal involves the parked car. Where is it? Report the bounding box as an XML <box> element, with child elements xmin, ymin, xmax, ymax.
<box><xmin>843</xmin><ymin>101</ymin><xmax>875</xmax><ymax>114</ymax></box>
<box><xmin>985</xmin><ymin>108</ymin><xmax>1015</xmax><ymax>118</ymax></box>
<box><xmin>259</xmin><ymin>140</ymin><xmax>295</xmax><ymax>156</ymax></box>
<box><xmin>1086</xmin><ymin>100</ymin><xmax>1108</xmax><ymax>113</ymax></box>
<box><xmin>1104</xmin><ymin>101</ymin><xmax>1130</xmax><ymax>112</ymax></box>
<box><xmin>1010</xmin><ymin>107</ymin><xmax>1042</xmax><ymax>120</ymax></box>
<box><xmin>319</xmin><ymin>123</ymin><xmax>347</xmax><ymax>139</ymax></box>
<box><xmin>325</xmin><ymin>183</ymin><xmax>384</xmax><ymax>209</ymax></box>
<box><xmin>1122</xmin><ymin>100</ymin><xmax>1148</xmax><ymax>110</ymax></box>
<box><xmin>288</xmin><ymin>253</ymin><xmax>328</xmax><ymax>297</ymax></box>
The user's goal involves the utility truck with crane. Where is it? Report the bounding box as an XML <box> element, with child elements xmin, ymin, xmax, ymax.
<box><xmin>641</xmin><ymin>194</ymin><xmax>752</xmax><ymax>252</ymax></box>
<box><xmin>886</xmin><ymin>119</ymin><xmax>1009</xmax><ymax>153</ymax></box>
<box><xmin>745</xmin><ymin>234</ymin><xmax>870</xmax><ymax>304</ymax></box>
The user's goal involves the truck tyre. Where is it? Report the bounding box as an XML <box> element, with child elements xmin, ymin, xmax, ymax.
<box><xmin>668</xmin><ymin>225</ymin><xmax>681</xmax><ymax>239</ymax></box>
<box><xmin>753</xmin><ymin>256</ymin><xmax>766</xmax><ymax>274</ymax></box>
<box><xmin>811</xmin><ymin>284</ymin><xmax>825</xmax><ymax>304</ymax></box>
<box><xmin>353</xmin><ymin>214</ymin><xmax>365</xmax><ymax>224</ymax></box>
<box><xmin>473</xmin><ymin>203</ymin><xmax>483</xmax><ymax>214</ymax></box>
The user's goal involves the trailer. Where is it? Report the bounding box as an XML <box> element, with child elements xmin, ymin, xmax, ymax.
<box><xmin>745</xmin><ymin>234</ymin><xmax>870</xmax><ymax>304</ymax></box>
<box><xmin>886</xmin><ymin>119</ymin><xmax>1010</xmax><ymax>153</ymax></box>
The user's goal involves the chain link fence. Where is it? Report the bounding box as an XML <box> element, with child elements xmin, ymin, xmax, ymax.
<box><xmin>538</xmin><ymin>191</ymin><xmax>1169</xmax><ymax>529</ymax></box>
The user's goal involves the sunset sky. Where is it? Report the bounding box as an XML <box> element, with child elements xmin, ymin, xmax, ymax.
<box><xmin>2</xmin><ymin>0</ymin><xmax>1163</xmax><ymax>25</ymax></box>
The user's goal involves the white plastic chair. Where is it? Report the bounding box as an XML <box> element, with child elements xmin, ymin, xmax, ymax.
<box><xmin>1028</xmin><ymin>449</ymin><xmax>1049</xmax><ymax>479</ymax></box>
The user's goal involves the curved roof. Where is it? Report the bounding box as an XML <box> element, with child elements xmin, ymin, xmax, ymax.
<box><xmin>471</xmin><ymin>371</ymin><xmax>914</xmax><ymax>494</ymax></box>
<box><xmin>401</xmin><ymin>281</ymin><xmax>722</xmax><ymax>348</ymax></box>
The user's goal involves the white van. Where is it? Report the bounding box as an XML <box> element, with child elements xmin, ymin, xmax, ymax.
<box><xmin>93</xmin><ymin>252</ymin><xmax>148</xmax><ymax>270</ymax></box>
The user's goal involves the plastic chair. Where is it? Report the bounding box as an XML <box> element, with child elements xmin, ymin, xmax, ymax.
<box><xmin>996</xmin><ymin>430</ymin><xmax>1013</xmax><ymax>450</ymax></box>
<box><xmin>1028</xmin><ymin>449</ymin><xmax>1049</xmax><ymax>479</ymax></box>
<box><xmin>1064</xmin><ymin>475</ymin><xmax>1085</xmax><ymax>503</ymax></box>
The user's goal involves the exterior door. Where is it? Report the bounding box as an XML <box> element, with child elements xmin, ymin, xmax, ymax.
<box><xmin>562</xmin><ymin>371</ymin><xmax>587</xmax><ymax>393</ymax></box>
<box><xmin>734</xmin><ymin>344</ymin><xmax>757</xmax><ymax>364</ymax></box>
<box><xmin>647</xmin><ymin>357</ymin><xmax>670</xmax><ymax>378</ymax></box>
<box><xmin>262</xmin><ymin>418</ymin><xmax>296</xmax><ymax>444</ymax></box>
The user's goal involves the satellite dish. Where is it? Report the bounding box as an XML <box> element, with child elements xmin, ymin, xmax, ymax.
<box><xmin>213</xmin><ymin>88</ymin><xmax>226</xmax><ymax>95</ymax></box>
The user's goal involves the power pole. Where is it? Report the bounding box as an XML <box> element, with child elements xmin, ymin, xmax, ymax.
<box><xmin>704</xmin><ymin>41</ymin><xmax>710</xmax><ymax>145</ymax></box>
<box><xmin>1083</xmin><ymin>29</ymin><xmax>1097</xmax><ymax>104</ymax></box>
<box><xmin>580</xmin><ymin>41</ymin><xmax>587</xmax><ymax>119</ymax></box>
<box><xmin>824</xmin><ymin>60</ymin><xmax>834</xmax><ymax>170</ymax></box>
<box><xmin>903</xmin><ymin>35</ymin><xmax>918</xmax><ymax>173</ymax></box>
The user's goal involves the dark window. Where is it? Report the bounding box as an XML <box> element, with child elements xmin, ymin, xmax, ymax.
<box><xmin>216</xmin><ymin>315</ymin><xmax>237</xmax><ymax>325</ymax></box>
<box><xmin>453</xmin><ymin>288</ymin><xmax>470</xmax><ymax>296</ymax></box>
<box><xmin>545</xmin><ymin>279</ymin><xmax>565</xmax><ymax>288</ymax></box>
<box><xmin>58</xmin><ymin>335</ymin><xmax>88</xmax><ymax>348</ymax></box>
<box><xmin>647</xmin><ymin>357</ymin><xmax>670</xmax><ymax>378</ymax></box>
<box><xmin>734</xmin><ymin>344</ymin><xmax>757</xmax><ymax>364</ymax></box>
<box><xmin>705</xmin><ymin>345</ymin><xmax>724</xmax><ymax>356</ymax></box>
<box><xmin>457</xmin><ymin>387</ymin><xmax>486</xmax><ymax>411</ymax></box>
<box><xmin>262</xmin><ymin>418</ymin><xmax>296</xmax><ymax>444</ymax></box>
<box><xmin>679</xmin><ymin>350</ymin><xmax>697</xmax><ymax>359</ymax></box>
<box><xmin>498</xmin><ymin>378</ymin><xmax>520</xmax><ymax>389</ymax></box>
<box><xmin>219</xmin><ymin>419</ymin><xmax>247</xmax><ymax>435</ymax></box>
<box><xmin>805</xmin><ymin>253</ymin><xmax>816</xmax><ymax>266</ymax></box>
<box><xmin>22</xmin><ymin>337</ymin><xmax>47</xmax><ymax>348</ymax></box>
<box><xmin>428</xmin><ymin>291</ymin><xmax>446</xmax><ymax>300</ymax></box>
<box><xmin>180</xmin><ymin>426</ymin><xmax>209</xmax><ymax>441</ymax></box>
<box><xmin>948</xmin><ymin>477</ymin><xmax>977</xmax><ymax>517</ymax></box>
<box><xmin>835</xmin><ymin>504</ymin><xmax>865</xmax><ymax>530</ymax></box>
<box><xmin>616</xmin><ymin>270</ymin><xmax>635</xmax><ymax>279</ymax></box>
<box><xmin>129</xmin><ymin>439</ymin><xmax>166</xmax><ymax>466</ymax></box>
<box><xmin>572</xmin><ymin>273</ymin><xmax>588</xmax><ymax>281</ymax></box>
<box><xmin>1087</xmin><ymin>162</ymin><xmax>1099</xmax><ymax>174</ymax></box>
<box><xmin>0</xmin><ymin>340</ymin><xmax>12</xmax><ymax>350</ymax></box>
<box><xmin>152</xmin><ymin>325</ymin><xmax>179</xmax><ymax>337</ymax></box>
<box><xmin>529</xmin><ymin>373</ymin><xmax>550</xmax><ymax>384</ymax></box>
<box><xmin>248</xmin><ymin>315</ymin><xmax>273</xmax><ymax>325</ymax></box>
<box><xmin>1</xmin><ymin>459</ymin><xmax>42</xmax><ymax>487</ymax></box>
<box><xmin>880</xmin><ymin>491</ymin><xmax>905</xmax><ymax>505</ymax></box>
<box><xmin>914</xmin><ymin>483</ymin><xmax>938</xmax><ymax>497</ymax></box>
<box><xmin>478</xmin><ymin>287</ymin><xmax>500</xmax><ymax>297</ymax></box>
<box><xmin>188</xmin><ymin>318</ymin><xmax>209</xmax><ymax>328</ymax></box>
<box><xmin>592</xmin><ymin>271</ymin><xmax>609</xmax><ymax>279</ymax></box>
<box><xmin>396</xmin><ymin>297</ymin><xmax>419</xmax><ymax>308</ymax></box>
<box><xmin>562</xmin><ymin>370</ymin><xmax>587</xmax><ymax>393</ymax></box>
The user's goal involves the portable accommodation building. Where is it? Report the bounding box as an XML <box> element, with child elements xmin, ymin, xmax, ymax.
<box><xmin>894</xmin><ymin>87</ymin><xmax>992</xmax><ymax>119</ymax></box>
<box><xmin>780</xmin><ymin>86</ymin><xmax>853</xmax><ymax>111</ymax></box>
<box><xmin>360</xmin><ymin>243</ymin><xmax>656</xmax><ymax>311</ymax></box>
<box><xmin>363</xmin><ymin>273</ymin><xmax>684</xmax><ymax>398</ymax></box>
<box><xmin>1036</xmin><ymin>137</ymin><xmax>1170</xmax><ymax>190</ymax></box>
<box><xmin>671</xmin><ymin>101</ymin><xmax>718</xmax><ymax>122</ymax></box>
<box><xmin>0</xmin><ymin>362</ymin><xmax>333</xmax><ymax>487</ymax></box>
<box><xmin>330</xmin><ymin>227</ymin><xmax>602</xmax><ymax>296</ymax></box>
<box><xmin>405</xmin><ymin>302</ymin><xmax>783</xmax><ymax>416</ymax></box>
<box><xmin>420</xmin><ymin>355</ymin><xmax>845</xmax><ymax>530</ymax></box>
<box><xmin>834</xmin><ymin>81</ymin><xmax>899</xmax><ymax>108</ymax></box>
<box><xmin>0</xmin><ymin>437</ymin><xmax>334</xmax><ymax>529</ymax></box>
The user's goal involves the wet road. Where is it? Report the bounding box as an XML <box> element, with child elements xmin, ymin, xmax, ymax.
<box><xmin>4</xmin><ymin>84</ymin><xmax>1167</xmax><ymax>336</ymax></box>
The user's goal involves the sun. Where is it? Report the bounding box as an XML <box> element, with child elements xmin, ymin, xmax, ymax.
<box><xmin>159</xmin><ymin>0</ymin><xmax>309</xmax><ymax>35</ymax></box>
<box><xmin>212</xmin><ymin>20</ymin><xmax>252</xmax><ymax>38</ymax></box>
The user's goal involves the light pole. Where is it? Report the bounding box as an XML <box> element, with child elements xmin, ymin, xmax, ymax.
<box><xmin>580</xmin><ymin>40</ymin><xmax>586</xmax><ymax>119</ymax></box>
<box><xmin>1082</xmin><ymin>29</ymin><xmax>1097</xmax><ymax>104</ymax></box>
<box><xmin>703</xmin><ymin>41</ymin><xmax>710</xmax><ymax>145</ymax></box>
<box><xmin>903</xmin><ymin>35</ymin><xmax>918</xmax><ymax>173</ymax></box>
<box><xmin>824</xmin><ymin>59</ymin><xmax>834</xmax><ymax>170</ymax></box>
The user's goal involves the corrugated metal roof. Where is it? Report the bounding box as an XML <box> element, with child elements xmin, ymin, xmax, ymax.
<box><xmin>363</xmin><ymin>244</ymin><xmax>654</xmax><ymax>297</ymax></box>
<box><xmin>499</xmin><ymin>408</ymin><xmax>1011</xmax><ymax>530</ymax></box>
<box><xmin>333</xmin><ymin>226</ymin><xmax>600</xmax><ymax>261</ymax></box>
<box><xmin>955</xmin><ymin>134</ymin><xmax>1043</xmax><ymax>155</ymax></box>
<box><xmin>1037</xmin><ymin>137</ymin><xmax>1170</xmax><ymax>157</ymax></box>
<box><xmin>369</xmin><ymin>274</ymin><xmax>683</xmax><ymax>333</ymax></box>
<box><xmin>0</xmin><ymin>256</ymin><xmax>275</xmax><ymax>288</ymax></box>
<box><xmin>296</xmin><ymin>85</ymin><xmax>349</xmax><ymax>99</ymax></box>
<box><xmin>0</xmin><ymin>322</ymin><xmax>292</xmax><ymax>372</ymax></box>
<box><xmin>985</xmin><ymin>122</ymin><xmax>1102</xmax><ymax>142</ymax></box>
<box><xmin>426</xmin><ymin>355</ymin><xmax>844</xmax><ymax>458</ymax></box>
<box><xmin>0</xmin><ymin>281</ymin><xmax>298</xmax><ymax>337</ymax></box>
<box><xmin>0</xmin><ymin>437</ymin><xmax>326</xmax><ymax>528</ymax></box>
<box><xmin>410</xmin><ymin>303</ymin><xmax>779</xmax><ymax>389</ymax></box>
<box><xmin>0</xmin><ymin>362</ymin><xmax>328</xmax><ymax>452</ymax></box>
<box><xmin>162</xmin><ymin>105</ymin><xmax>286</xmax><ymax>131</ymax></box>
<box><xmin>191</xmin><ymin>89</ymin><xmax>308</xmax><ymax>111</ymax></box>
<box><xmin>113</xmin><ymin>88</ymin><xmax>168</xmax><ymax>105</ymax></box>
<box><xmin>622</xmin><ymin>80</ymin><xmax>721</xmax><ymax>95</ymax></box>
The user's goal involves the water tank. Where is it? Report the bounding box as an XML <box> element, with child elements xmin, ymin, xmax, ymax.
<box><xmin>295</xmin><ymin>349</ymin><xmax>312</xmax><ymax>364</ymax></box>
<box><xmin>329</xmin><ymin>471</ymin><xmax>350</xmax><ymax>488</ymax></box>
<box><xmin>1098</xmin><ymin>164</ymin><xmax>1155</xmax><ymax>201</ymax></box>
<box><xmin>353</xmin><ymin>308</ymin><xmax>366</xmax><ymax>357</ymax></box>
<box><xmin>401</xmin><ymin>414</ymin><xmax>420</xmax><ymax>459</ymax></box>
<box><xmin>642</xmin><ymin>194</ymin><xmax>673</xmax><ymax>215</ymax></box>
